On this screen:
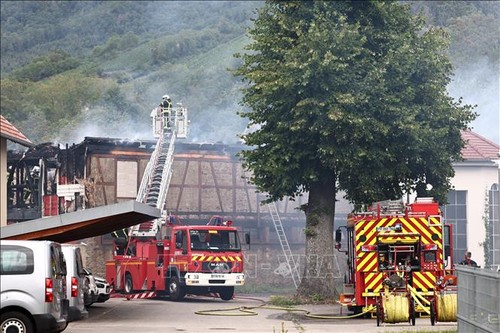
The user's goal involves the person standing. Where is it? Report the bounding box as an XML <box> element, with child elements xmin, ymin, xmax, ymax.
<box><xmin>379</xmin><ymin>253</ymin><xmax>390</xmax><ymax>270</ymax></box>
<box><xmin>160</xmin><ymin>95</ymin><xmax>172</xmax><ymax>129</ymax></box>
<box><xmin>459</xmin><ymin>251</ymin><xmax>478</xmax><ymax>267</ymax></box>
<box><xmin>160</xmin><ymin>95</ymin><xmax>172</xmax><ymax>109</ymax></box>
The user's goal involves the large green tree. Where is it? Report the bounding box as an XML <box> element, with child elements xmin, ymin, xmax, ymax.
<box><xmin>234</xmin><ymin>1</ymin><xmax>476</xmax><ymax>298</ymax></box>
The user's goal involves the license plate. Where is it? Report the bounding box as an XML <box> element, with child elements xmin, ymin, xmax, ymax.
<box><xmin>211</xmin><ymin>274</ymin><xmax>224</xmax><ymax>278</ymax></box>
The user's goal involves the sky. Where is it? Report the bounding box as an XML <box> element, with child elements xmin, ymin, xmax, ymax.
<box><xmin>448</xmin><ymin>57</ymin><xmax>500</xmax><ymax>145</ymax></box>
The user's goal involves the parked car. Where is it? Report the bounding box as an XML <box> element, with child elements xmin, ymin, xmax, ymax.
<box><xmin>83</xmin><ymin>268</ymin><xmax>99</xmax><ymax>307</ymax></box>
<box><xmin>90</xmin><ymin>271</ymin><xmax>111</xmax><ymax>303</ymax></box>
<box><xmin>1</xmin><ymin>240</ymin><xmax>69</xmax><ymax>333</ymax></box>
<box><xmin>61</xmin><ymin>245</ymin><xmax>88</xmax><ymax>322</ymax></box>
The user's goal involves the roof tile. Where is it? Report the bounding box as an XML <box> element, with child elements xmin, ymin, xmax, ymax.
<box><xmin>0</xmin><ymin>115</ymin><xmax>33</xmax><ymax>146</ymax></box>
<box><xmin>461</xmin><ymin>130</ymin><xmax>499</xmax><ymax>160</ymax></box>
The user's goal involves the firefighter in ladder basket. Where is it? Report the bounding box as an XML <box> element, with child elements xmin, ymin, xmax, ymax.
<box><xmin>160</xmin><ymin>94</ymin><xmax>172</xmax><ymax>129</ymax></box>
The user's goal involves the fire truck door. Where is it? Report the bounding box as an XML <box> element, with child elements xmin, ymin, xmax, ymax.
<box><xmin>173</xmin><ymin>231</ymin><xmax>188</xmax><ymax>271</ymax></box>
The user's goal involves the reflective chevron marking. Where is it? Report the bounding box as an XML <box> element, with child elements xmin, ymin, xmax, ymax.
<box><xmin>192</xmin><ymin>255</ymin><xmax>242</xmax><ymax>262</ymax></box>
<box><xmin>413</xmin><ymin>271</ymin><xmax>437</xmax><ymax>291</ymax></box>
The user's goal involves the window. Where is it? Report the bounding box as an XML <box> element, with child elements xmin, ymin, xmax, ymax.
<box><xmin>0</xmin><ymin>245</ymin><xmax>34</xmax><ymax>275</ymax></box>
<box><xmin>189</xmin><ymin>230</ymin><xmax>241</xmax><ymax>251</ymax></box>
<box><xmin>424</xmin><ymin>251</ymin><xmax>437</xmax><ymax>263</ymax></box>
<box><xmin>116</xmin><ymin>160</ymin><xmax>138</xmax><ymax>198</ymax></box>
<box><xmin>441</xmin><ymin>190</ymin><xmax>467</xmax><ymax>264</ymax></box>
<box><xmin>75</xmin><ymin>249</ymin><xmax>86</xmax><ymax>277</ymax></box>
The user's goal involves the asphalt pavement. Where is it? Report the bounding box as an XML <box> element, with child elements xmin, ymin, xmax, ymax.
<box><xmin>63</xmin><ymin>294</ymin><xmax>458</xmax><ymax>333</ymax></box>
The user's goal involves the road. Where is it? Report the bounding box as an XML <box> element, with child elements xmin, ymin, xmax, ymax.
<box><xmin>64</xmin><ymin>294</ymin><xmax>458</xmax><ymax>333</ymax></box>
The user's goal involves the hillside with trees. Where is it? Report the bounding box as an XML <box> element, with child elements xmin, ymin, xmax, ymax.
<box><xmin>1</xmin><ymin>1</ymin><xmax>498</xmax><ymax>145</ymax></box>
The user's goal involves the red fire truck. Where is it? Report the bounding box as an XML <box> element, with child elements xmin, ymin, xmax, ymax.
<box><xmin>335</xmin><ymin>197</ymin><xmax>457</xmax><ymax>324</ymax></box>
<box><xmin>106</xmin><ymin>216</ymin><xmax>247</xmax><ymax>301</ymax></box>
<box><xmin>106</xmin><ymin>101</ymin><xmax>246</xmax><ymax>301</ymax></box>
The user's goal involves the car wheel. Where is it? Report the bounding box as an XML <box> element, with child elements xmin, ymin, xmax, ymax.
<box><xmin>1</xmin><ymin>311</ymin><xmax>34</xmax><ymax>333</ymax></box>
<box><xmin>168</xmin><ymin>276</ymin><xmax>185</xmax><ymax>301</ymax></box>
<box><xmin>124</xmin><ymin>274</ymin><xmax>134</xmax><ymax>294</ymax></box>
<box><xmin>58</xmin><ymin>322</ymin><xmax>69</xmax><ymax>332</ymax></box>
<box><xmin>219</xmin><ymin>287</ymin><xmax>234</xmax><ymax>301</ymax></box>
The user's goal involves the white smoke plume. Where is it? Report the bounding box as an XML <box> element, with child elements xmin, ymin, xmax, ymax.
<box><xmin>448</xmin><ymin>57</ymin><xmax>499</xmax><ymax>144</ymax></box>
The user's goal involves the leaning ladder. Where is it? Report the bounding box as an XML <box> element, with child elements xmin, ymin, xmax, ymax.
<box><xmin>268</xmin><ymin>201</ymin><xmax>301</xmax><ymax>288</ymax></box>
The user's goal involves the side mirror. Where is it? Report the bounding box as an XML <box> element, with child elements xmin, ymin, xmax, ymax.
<box><xmin>245</xmin><ymin>233</ymin><xmax>251</xmax><ymax>245</ymax></box>
<box><xmin>335</xmin><ymin>229</ymin><xmax>342</xmax><ymax>243</ymax></box>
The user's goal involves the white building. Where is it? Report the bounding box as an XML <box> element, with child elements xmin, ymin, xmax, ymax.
<box><xmin>443</xmin><ymin>131</ymin><xmax>500</xmax><ymax>269</ymax></box>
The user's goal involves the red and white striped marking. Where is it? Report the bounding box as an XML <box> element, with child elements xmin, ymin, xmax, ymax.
<box><xmin>125</xmin><ymin>291</ymin><xmax>157</xmax><ymax>300</ymax></box>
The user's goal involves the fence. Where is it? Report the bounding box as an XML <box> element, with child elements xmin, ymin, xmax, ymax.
<box><xmin>457</xmin><ymin>266</ymin><xmax>500</xmax><ymax>333</ymax></box>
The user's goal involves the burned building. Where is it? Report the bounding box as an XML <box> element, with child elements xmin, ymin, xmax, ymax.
<box><xmin>7</xmin><ymin>137</ymin><xmax>326</xmax><ymax>288</ymax></box>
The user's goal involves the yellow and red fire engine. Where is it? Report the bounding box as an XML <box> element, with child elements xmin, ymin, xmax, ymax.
<box><xmin>335</xmin><ymin>197</ymin><xmax>457</xmax><ymax>325</ymax></box>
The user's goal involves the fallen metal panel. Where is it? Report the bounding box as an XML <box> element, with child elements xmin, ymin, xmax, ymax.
<box><xmin>0</xmin><ymin>201</ymin><xmax>160</xmax><ymax>243</ymax></box>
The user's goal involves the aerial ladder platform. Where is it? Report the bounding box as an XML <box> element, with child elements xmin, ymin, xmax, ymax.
<box><xmin>130</xmin><ymin>103</ymin><xmax>188</xmax><ymax>239</ymax></box>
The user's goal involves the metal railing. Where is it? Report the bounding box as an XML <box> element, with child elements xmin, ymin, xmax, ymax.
<box><xmin>457</xmin><ymin>266</ymin><xmax>500</xmax><ymax>333</ymax></box>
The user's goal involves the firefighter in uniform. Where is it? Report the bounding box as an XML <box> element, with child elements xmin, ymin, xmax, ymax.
<box><xmin>112</xmin><ymin>228</ymin><xmax>129</xmax><ymax>255</ymax></box>
<box><xmin>160</xmin><ymin>95</ymin><xmax>172</xmax><ymax>129</ymax></box>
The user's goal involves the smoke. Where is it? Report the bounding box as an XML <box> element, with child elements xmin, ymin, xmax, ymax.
<box><xmin>448</xmin><ymin>57</ymin><xmax>500</xmax><ymax>144</ymax></box>
<box><xmin>55</xmin><ymin>106</ymin><xmax>154</xmax><ymax>145</ymax></box>
<box><xmin>186</xmin><ymin>104</ymin><xmax>248</xmax><ymax>145</ymax></box>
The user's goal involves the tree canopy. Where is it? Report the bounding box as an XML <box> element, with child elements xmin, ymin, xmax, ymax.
<box><xmin>234</xmin><ymin>0</ymin><xmax>476</xmax><ymax>297</ymax></box>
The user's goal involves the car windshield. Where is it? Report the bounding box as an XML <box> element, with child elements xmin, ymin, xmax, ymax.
<box><xmin>189</xmin><ymin>230</ymin><xmax>240</xmax><ymax>251</ymax></box>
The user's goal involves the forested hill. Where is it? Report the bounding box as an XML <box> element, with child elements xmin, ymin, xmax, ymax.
<box><xmin>1</xmin><ymin>1</ymin><xmax>498</xmax><ymax>145</ymax></box>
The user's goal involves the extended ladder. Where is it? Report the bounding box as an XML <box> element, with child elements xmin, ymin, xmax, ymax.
<box><xmin>268</xmin><ymin>201</ymin><xmax>301</xmax><ymax>288</ymax></box>
<box><xmin>130</xmin><ymin>105</ymin><xmax>188</xmax><ymax>238</ymax></box>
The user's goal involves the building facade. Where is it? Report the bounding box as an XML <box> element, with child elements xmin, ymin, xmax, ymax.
<box><xmin>0</xmin><ymin>115</ymin><xmax>33</xmax><ymax>226</ymax></box>
<box><xmin>443</xmin><ymin>131</ymin><xmax>500</xmax><ymax>269</ymax></box>
<box><xmin>3</xmin><ymin>130</ymin><xmax>499</xmax><ymax>287</ymax></box>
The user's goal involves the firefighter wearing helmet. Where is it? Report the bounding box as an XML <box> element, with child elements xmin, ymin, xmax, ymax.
<box><xmin>160</xmin><ymin>94</ymin><xmax>172</xmax><ymax>129</ymax></box>
<box><xmin>160</xmin><ymin>95</ymin><xmax>172</xmax><ymax>109</ymax></box>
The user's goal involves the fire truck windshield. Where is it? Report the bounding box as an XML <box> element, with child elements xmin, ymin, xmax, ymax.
<box><xmin>189</xmin><ymin>230</ymin><xmax>240</xmax><ymax>251</ymax></box>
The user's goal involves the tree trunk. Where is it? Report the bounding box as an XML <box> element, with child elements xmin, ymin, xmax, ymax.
<box><xmin>297</xmin><ymin>179</ymin><xmax>336</xmax><ymax>299</ymax></box>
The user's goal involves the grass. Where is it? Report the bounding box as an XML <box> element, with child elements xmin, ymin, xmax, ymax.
<box><xmin>267</xmin><ymin>295</ymin><xmax>303</xmax><ymax>307</ymax></box>
<box><xmin>236</xmin><ymin>283</ymin><xmax>296</xmax><ymax>295</ymax></box>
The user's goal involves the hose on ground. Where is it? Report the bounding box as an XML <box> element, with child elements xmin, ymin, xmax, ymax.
<box><xmin>194</xmin><ymin>298</ymin><xmax>376</xmax><ymax>319</ymax></box>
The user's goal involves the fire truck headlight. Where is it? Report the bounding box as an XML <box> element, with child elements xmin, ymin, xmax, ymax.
<box><xmin>235</xmin><ymin>274</ymin><xmax>245</xmax><ymax>284</ymax></box>
<box><xmin>186</xmin><ymin>274</ymin><xmax>200</xmax><ymax>284</ymax></box>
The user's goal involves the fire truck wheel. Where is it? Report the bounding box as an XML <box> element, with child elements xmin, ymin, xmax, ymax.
<box><xmin>219</xmin><ymin>287</ymin><xmax>234</xmax><ymax>301</ymax></box>
<box><xmin>124</xmin><ymin>274</ymin><xmax>133</xmax><ymax>294</ymax></box>
<box><xmin>430</xmin><ymin>302</ymin><xmax>436</xmax><ymax>326</ymax></box>
<box><xmin>168</xmin><ymin>276</ymin><xmax>185</xmax><ymax>301</ymax></box>
<box><xmin>410</xmin><ymin>301</ymin><xmax>416</xmax><ymax>326</ymax></box>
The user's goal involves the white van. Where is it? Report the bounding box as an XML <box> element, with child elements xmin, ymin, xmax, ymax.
<box><xmin>61</xmin><ymin>245</ymin><xmax>88</xmax><ymax>322</ymax></box>
<box><xmin>1</xmin><ymin>240</ymin><xmax>69</xmax><ymax>333</ymax></box>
